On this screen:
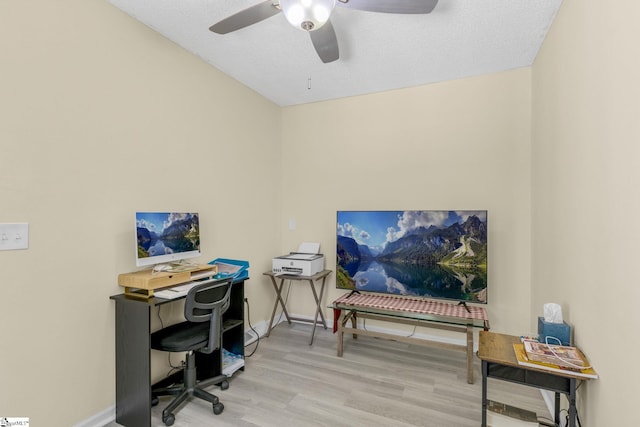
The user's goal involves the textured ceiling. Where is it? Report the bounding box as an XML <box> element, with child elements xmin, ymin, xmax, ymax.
<box><xmin>107</xmin><ymin>0</ymin><xmax>563</xmax><ymax>107</ymax></box>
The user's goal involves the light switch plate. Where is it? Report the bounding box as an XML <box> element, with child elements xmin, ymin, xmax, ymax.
<box><xmin>0</xmin><ymin>223</ymin><xmax>29</xmax><ymax>250</ymax></box>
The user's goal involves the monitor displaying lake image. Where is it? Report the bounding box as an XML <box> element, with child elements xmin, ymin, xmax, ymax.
<box><xmin>135</xmin><ymin>212</ymin><xmax>201</xmax><ymax>268</ymax></box>
<box><xmin>336</xmin><ymin>210</ymin><xmax>488</xmax><ymax>303</ymax></box>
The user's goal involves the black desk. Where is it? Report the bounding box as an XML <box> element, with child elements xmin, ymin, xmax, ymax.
<box><xmin>110</xmin><ymin>278</ymin><xmax>245</xmax><ymax>427</ymax></box>
<box><xmin>477</xmin><ymin>331</ymin><xmax>596</xmax><ymax>427</ymax></box>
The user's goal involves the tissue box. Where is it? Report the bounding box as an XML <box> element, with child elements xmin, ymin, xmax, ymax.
<box><xmin>538</xmin><ymin>317</ymin><xmax>572</xmax><ymax>346</ymax></box>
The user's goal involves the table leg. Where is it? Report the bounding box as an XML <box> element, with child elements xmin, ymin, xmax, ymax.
<box><xmin>350</xmin><ymin>312</ymin><xmax>357</xmax><ymax>339</ymax></box>
<box><xmin>481</xmin><ymin>360</ymin><xmax>488</xmax><ymax>427</ymax></box>
<box><xmin>315</xmin><ymin>275</ymin><xmax>328</xmax><ymax>327</ymax></box>
<box><xmin>554</xmin><ymin>392</ymin><xmax>560</xmax><ymax>426</ymax></box>
<box><xmin>466</xmin><ymin>325</ymin><xmax>473</xmax><ymax>384</ymax></box>
<box><xmin>308</xmin><ymin>277</ymin><xmax>327</xmax><ymax>345</ymax></box>
<box><xmin>278</xmin><ymin>279</ymin><xmax>292</xmax><ymax>324</ymax></box>
<box><xmin>266</xmin><ymin>276</ymin><xmax>291</xmax><ymax>337</ymax></box>
<box><xmin>568</xmin><ymin>378</ymin><xmax>577</xmax><ymax>427</ymax></box>
<box><xmin>337</xmin><ymin>310</ymin><xmax>346</xmax><ymax>357</ymax></box>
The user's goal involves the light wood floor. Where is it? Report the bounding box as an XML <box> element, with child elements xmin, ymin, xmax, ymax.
<box><xmin>106</xmin><ymin>322</ymin><xmax>551</xmax><ymax>427</ymax></box>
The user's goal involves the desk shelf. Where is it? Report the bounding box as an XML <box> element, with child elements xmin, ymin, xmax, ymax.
<box><xmin>487</xmin><ymin>363</ymin><xmax>571</xmax><ymax>394</ymax></box>
<box><xmin>223</xmin><ymin>318</ymin><xmax>243</xmax><ymax>332</ymax></box>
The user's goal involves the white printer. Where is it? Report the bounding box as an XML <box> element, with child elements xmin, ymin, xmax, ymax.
<box><xmin>272</xmin><ymin>242</ymin><xmax>324</xmax><ymax>276</ymax></box>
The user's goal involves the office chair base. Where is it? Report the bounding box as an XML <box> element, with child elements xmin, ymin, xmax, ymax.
<box><xmin>152</xmin><ymin>352</ymin><xmax>227</xmax><ymax>425</ymax></box>
<box><xmin>159</xmin><ymin>390</ymin><xmax>224</xmax><ymax>425</ymax></box>
<box><xmin>162</xmin><ymin>413</ymin><xmax>175</xmax><ymax>426</ymax></box>
<box><xmin>157</xmin><ymin>387</ymin><xmax>224</xmax><ymax>425</ymax></box>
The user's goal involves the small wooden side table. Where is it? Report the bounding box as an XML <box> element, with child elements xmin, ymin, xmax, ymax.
<box><xmin>477</xmin><ymin>331</ymin><xmax>597</xmax><ymax>427</ymax></box>
<box><xmin>263</xmin><ymin>270</ymin><xmax>332</xmax><ymax>345</ymax></box>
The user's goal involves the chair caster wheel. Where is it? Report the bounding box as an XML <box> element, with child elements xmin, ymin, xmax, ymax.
<box><xmin>220</xmin><ymin>380</ymin><xmax>229</xmax><ymax>390</ymax></box>
<box><xmin>213</xmin><ymin>402</ymin><xmax>224</xmax><ymax>415</ymax></box>
<box><xmin>162</xmin><ymin>413</ymin><xmax>175</xmax><ymax>426</ymax></box>
<box><xmin>151</xmin><ymin>396</ymin><xmax>159</xmax><ymax>407</ymax></box>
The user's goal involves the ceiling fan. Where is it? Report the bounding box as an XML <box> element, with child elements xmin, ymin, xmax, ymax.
<box><xmin>209</xmin><ymin>0</ymin><xmax>439</xmax><ymax>64</ymax></box>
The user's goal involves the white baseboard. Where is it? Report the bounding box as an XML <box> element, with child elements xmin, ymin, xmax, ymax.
<box><xmin>245</xmin><ymin>320</ymin><xmax>270</xmax><ymax>345</ymax></box>
<box><xmin>73</xmin><ymin>405</ymin><xmax>114</xmax><ymax>427</ymax></box>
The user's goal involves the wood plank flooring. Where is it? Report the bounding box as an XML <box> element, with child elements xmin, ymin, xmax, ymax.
<box><xmin>106</xmin><ymin>322</ymin><xmax>551</xmax><ymax>427</ymax></box>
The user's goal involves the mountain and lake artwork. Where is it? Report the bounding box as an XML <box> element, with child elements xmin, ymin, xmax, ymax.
<box><xmin>337</xmin><ymin>210</ymin><xmax>487</xmax><ymax>303</ymax></box>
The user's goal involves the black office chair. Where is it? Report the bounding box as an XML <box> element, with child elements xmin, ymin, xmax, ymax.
<box><xmin>151</xmin><ymin>278</ymin><xmax>233</xmax><ymax>426</ymax></box>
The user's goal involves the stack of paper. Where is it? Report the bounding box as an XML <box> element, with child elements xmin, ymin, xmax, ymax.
<box><xmin>222</xmin><ymin>349</ymin><xmax>244</xmax><ymax>377</ymax></box>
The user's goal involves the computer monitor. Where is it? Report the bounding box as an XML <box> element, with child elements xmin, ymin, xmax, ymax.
<box><xmin>135</xmin><ymin>212</ymin><xmax>201</xmax><ymax>270</ymax></box>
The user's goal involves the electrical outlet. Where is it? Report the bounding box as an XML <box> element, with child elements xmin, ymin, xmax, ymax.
<box><xmin>0</xmin><ymin>223</ymin><xmax>29</xmax><ymax>251</ymax></box>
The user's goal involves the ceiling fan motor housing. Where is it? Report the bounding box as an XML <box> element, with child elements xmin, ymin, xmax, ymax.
<box><xmin>280</xmin><ymin>0</ymin><xmax>337</xmax><ymax>31</ymax></box>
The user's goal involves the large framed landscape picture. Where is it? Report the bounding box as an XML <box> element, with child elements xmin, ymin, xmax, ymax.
<box><xmin>336</xmin><ymin>210</ymin><xmax>488</xmax><ymax>303</ymax></box>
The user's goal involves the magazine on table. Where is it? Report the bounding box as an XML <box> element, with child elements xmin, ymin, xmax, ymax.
<box><xmin>522</xmin><ymin>339</ymin><xmax>587</xmax><ymax>368</ymax></box>
<box><xmin>513</xmin><ymin>344</ymin><xmax>598</xmax><ymax>379</ymax></box>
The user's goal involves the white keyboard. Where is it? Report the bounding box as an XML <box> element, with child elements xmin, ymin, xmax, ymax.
<box><xmin>154</xmin><ymin>281</ymin><xmax>200</xmax><ymax>300</ymax></box>
<box><xmin>191</xmin><ymin>270</ymin><xmax>216</xmax><ymax>280</ymax></box>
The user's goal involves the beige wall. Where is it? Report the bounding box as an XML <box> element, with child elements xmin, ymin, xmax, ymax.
<box><xmin>0</xmin><ymin>0</ymin><xmax>281</xmax><ymax>425</ymax></box>
<box><xmin>532</xmin><ymin>0</ymin><xmax>640</xmax><ymax>425</ymax></box>
<box><xmin>1</xmin><ymin>0</ymin><xmax>632</xmax><ymax>425</ymax></box>
<box><xmin>280</xmin><ymin>70</ymin><xmax>533</xmax><ymax>335</ymax></box>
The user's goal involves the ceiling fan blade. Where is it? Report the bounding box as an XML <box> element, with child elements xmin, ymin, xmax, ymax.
<box><xmin>337</xmin><ymin>0</ymin><xmax>438</xmax><ymax>14</ymax></box>
<box><xmin>209</xmin><ymin>1</ymin><xmax>281</xmax><ymax>34</ymax></box>
<box><xmin>309</xmin><ymin>21</ymin><xmax>339</xmax><ymax>63</ymax></box>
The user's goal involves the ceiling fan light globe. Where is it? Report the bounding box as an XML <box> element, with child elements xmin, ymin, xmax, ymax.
<box><xmin>281</xmin><ymin>0</ymin><xmax>336</xmax><ymax>31</ymax></box>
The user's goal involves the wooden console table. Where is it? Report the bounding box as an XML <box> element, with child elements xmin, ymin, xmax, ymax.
<box><xmin>331</xmin><ymin>293</ymin><xmax>489</xmax><ymax>384</ymax></box>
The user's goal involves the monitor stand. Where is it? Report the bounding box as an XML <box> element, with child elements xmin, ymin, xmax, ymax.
<box><xmin>458</xmin><ymin>301</ymin><xmax>471</xmax><ymax>314</ymax></box>
<box><xmin>345</xmin><ymin>289</ymin><xmax>361</xmax><ymax>299</ymax></box>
